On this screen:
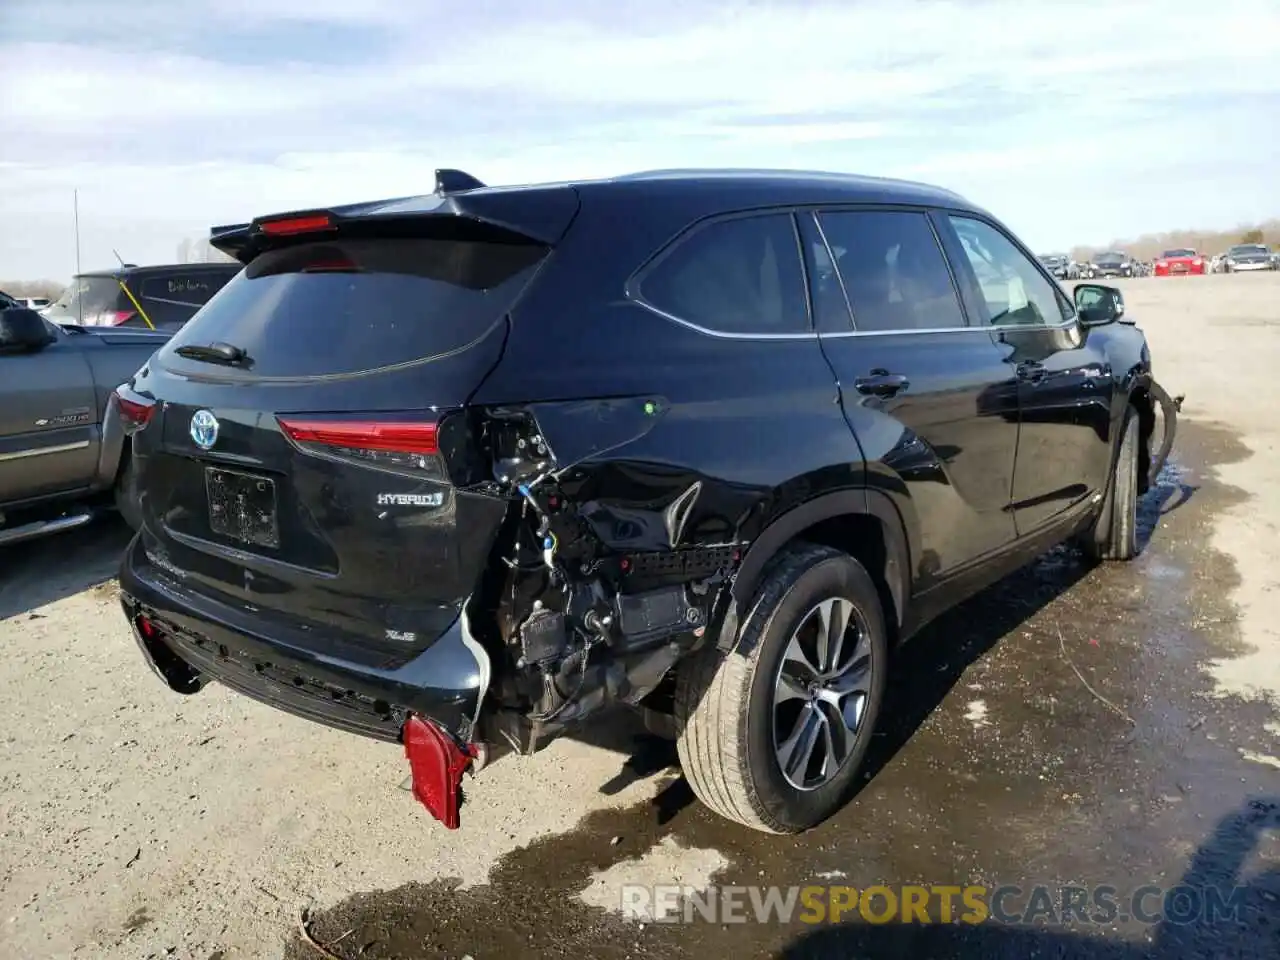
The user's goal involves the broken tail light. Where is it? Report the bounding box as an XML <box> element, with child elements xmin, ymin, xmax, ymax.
<box><xmin>277</xmin><ymin>416</ymin><xmax>445</xmax><ymax>479</ymax></box>
<box><xmin>116</xmin><ymin>384</ymin><xmax>156</xmax><ymax>434</ymax></box>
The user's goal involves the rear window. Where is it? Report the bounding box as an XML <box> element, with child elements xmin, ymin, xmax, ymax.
<box><xmin>44</xmin><ymin>276</ymin><xmax>125</xmax><ymax>322</ymax></box>
<box><xmin>160</xmin><ymin>237</ymin><xmax>547</xmax><ymax>378</ymax></box>
<box><xmin>140</xmin><ymin>271</ymin><xmax>235</xmax><ymax>308</ymax></box>
<box><xmin>638</xmin><ymin>213</ymin><xmax>809</xmax><ymax>335</ymax></box>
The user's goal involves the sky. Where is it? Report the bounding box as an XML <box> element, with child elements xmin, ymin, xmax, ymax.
<box><xmin>2</xmin><ymin>0</ymin><xmax>1277</xmax><ymax>280</ymax></box>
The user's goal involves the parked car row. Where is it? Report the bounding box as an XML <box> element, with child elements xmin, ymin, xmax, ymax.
<box><xmin>1047</xmin><ymin>244</ymin><xmax>1280</xmax><ymax>280</ymax></box>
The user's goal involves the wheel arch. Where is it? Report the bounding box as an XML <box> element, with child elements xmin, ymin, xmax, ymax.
<box><xmin>1115</xmin><ymin>366</ymin><xmax>1156</xmax><ymax>494</ymax></box>
<box><xmin>730</xmin><ymin>489</ymin><xmax>911</xmax><ymax>645</ymax></box>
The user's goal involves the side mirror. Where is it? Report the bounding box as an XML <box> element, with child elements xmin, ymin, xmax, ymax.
<box><xmin>1073</xmin><ymin>283</ymin><xmax>1125</xmax><ymax>327</ymax></box>
<box><xmin>0</xmin><ymin>307</ymin><xmax>55</xmax><ymax>353</ymax></box>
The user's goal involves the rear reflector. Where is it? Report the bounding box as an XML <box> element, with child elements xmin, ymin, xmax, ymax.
<box><xmin>277</xmin><ymin>418</ymin><xmax>438</xmax><ymax>455</ymax></box>
<box><xmin>402</xmin><ymin>715</ymin><xmax>477</xmax><ymax>830</ymax></box>
<box><xmin>258</xmin><ymin>214</ymin><xmax>334</xmax><ymax>236</ymax></box>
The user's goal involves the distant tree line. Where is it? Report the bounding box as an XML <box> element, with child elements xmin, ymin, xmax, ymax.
<box><xmin>1070</xmin><ymin>220</ymin><xmax>1280</xmax><ymax>262</ymax></box>
<box><xmin>0</xmin><ymin>278</ymin><xmax>65</xmax><ymax>300</ymax></box>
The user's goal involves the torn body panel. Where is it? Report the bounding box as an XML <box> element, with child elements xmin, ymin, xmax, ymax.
<box><xmin>466</xmin><ymin>401</ymin><xmax>756</xmax><ymax>753</ymax></box>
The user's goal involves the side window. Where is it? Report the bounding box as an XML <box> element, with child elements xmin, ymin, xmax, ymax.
<box><xmin>639</xmin><ymin>213</ymin><xmax>809</xmax><ymax>335</ymax></box>
<box><xmin>141</xmin><ymin>273</ymin><xmax>228</xmax><ymax>308</ymax></box>
<box><xmin>946</xmin><ymin>216</ymin><xmax>1071</xmax><ymax>327</ymax></box>
<box><xmin>814</xmin><ymin>210</ymin><xmax>966</xmax><ymax>333</ymax></box>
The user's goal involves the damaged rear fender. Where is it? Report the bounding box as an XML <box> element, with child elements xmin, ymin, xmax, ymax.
<box><xmin>725</xmin><ymin>489</ymin><xmax>911</xmax><ymax>653</ymax></box>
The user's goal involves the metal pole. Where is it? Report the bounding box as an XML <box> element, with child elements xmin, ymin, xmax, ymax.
<box><xmin>74</xmin><ymin>189</ymin><xmax>83</xmax><ymax>323</ymax></box>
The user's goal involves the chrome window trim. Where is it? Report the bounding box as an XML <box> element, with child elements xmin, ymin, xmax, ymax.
<box><xmin>625</xmin><ymin>203</ymin><xmax>1080</xmax><ymax>341</ymax></box>
<box><xmin>0</xmin><ymin>440</ymin><xmax>90</xmax><ymax>462</ymax></box>
<box><xmin>630</xmin><ymin>298</ymin><xmax>1077</xmax><ymax>341</ymax></box>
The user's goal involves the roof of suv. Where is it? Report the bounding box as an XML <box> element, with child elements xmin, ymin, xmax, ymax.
<box><xmin>75</xmin><ymin>262</ymin><xmax>240</xmax><ymax>281</ymax></box>
<box><xmin>391</xmin><ymin>167</ymin><xmax>976</xmax><ymax>214</ymax></box>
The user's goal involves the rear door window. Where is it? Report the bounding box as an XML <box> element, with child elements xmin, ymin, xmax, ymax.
<box><xmin>160</xmin><ymin>236</ymin><xmax>548</xmax><ymax>378</ymax></box>
<box><xmin>814</xmin><ymin>210</ymin><xmax>967</xmax><ymax>333</ymax></box>
<box><xmin>638</xmin><ymin>213</ymin><xmax>809</xmax><ymax>335</ymax></box>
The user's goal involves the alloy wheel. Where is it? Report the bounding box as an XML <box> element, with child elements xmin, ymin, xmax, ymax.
<box><xmin>772</xmin><ymin>597</ymin><xmax>874</xmax><ymax>791</ymax></box>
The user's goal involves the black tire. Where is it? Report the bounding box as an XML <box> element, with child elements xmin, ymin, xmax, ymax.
<box><xmin>114</xmin><ymin>451</ymin><xmax>143</xmax><ymax>532</ymax></box>
<box><xmin>675</xmin><ymin>543</ymin><xmax>888</xmax><ymax>833</ymax></box>
<box><xmin>1083</xmin><ymin>407</ymin><xmax>1140</xmax><ymax>561</ymax></box>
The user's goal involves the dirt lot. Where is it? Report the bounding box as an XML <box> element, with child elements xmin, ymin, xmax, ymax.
<box><xmin>2</xmin><ymin>274</ymin><xmax>1279</xmax><ymax>960</ymax></box>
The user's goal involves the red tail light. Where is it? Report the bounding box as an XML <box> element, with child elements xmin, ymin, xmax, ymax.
<box><xmin>258</xmin><ymin>214</ymin><xmax>334</xmax><ymax>237</ymax></box>
<box><xmin>116</xmin><ymin>384</ymin><xmax>156</xmax><ymax>433</ymax></box>
<box><xmin>84</xmin><ymin>309</ymin><xmax>135</xmax><ymax>326</ymax></box>
<box><xmin>278</xmin><ymin>419</ymin><xmax>438</xmax><ymax>454</ymax></box>
<box><xmin>277</xmin><ymin>416</ymin><xmax>443</xmax><ymax>478</ymax></box>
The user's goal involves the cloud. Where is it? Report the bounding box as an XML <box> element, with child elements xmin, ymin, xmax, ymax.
<box><xmin>2</xmin><ymin>0</ymin><xmax>1277</xmax><ymax>279</ymax></box>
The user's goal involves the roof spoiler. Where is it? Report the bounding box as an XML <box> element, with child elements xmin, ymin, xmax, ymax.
<box><xmin>207</xmin><ymin>171</ymin><xmax>576</xmax><ymax>264</ymax></box>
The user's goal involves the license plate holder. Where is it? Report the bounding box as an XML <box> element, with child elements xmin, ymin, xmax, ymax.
<box><xmin>206</xmin><ymin>467</ymin><xmax>280</xmax><ymax>549</ymax></box>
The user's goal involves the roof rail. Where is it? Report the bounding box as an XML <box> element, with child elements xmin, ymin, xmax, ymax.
<box><xmin>435</xmin><ymin>168</ymin><xmax>486</xmax><ymax>194</ymax></box>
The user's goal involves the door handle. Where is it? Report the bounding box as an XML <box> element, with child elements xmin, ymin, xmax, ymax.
<box><xmin>853</xmin><ymin>371</ymin><xmax>909</xmax><ymax>398</ymax></box>
<box><xmin>1015</xmin><ymin>360</ymin><xmax>1046</xmax><ymax>382</ymax></box>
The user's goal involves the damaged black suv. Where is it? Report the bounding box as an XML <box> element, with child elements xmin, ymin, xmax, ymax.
<box><xmin>117</xmin><ymin>168</ymin><xmax>1175</xmax><ymax>833</ymax></box>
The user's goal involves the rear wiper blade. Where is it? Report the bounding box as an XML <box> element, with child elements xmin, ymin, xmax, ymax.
<box><xmin>174</xmin><ymin>341</ymin><xmax>250</xmax><ymax>366</ymax></box>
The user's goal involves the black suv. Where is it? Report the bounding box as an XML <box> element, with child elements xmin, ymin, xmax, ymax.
<box><xmin>116</xmin><ymin>168</ymin><xmax>1172</xmax><ymax>834</ymax></box>
<box><xmin>44</xmin><ymin>262</ymin><xmax>240</xmax><ymax>331</ymax></box>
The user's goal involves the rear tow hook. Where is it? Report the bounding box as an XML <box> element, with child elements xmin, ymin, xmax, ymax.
<box><xmin>402</xmin><ymin>715</ymin><xmax>479</xmax><ymax>830</ymax></box>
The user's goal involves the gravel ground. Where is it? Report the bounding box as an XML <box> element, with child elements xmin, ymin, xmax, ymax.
<box><xmin>2</xmin><ymin>273</ymin><xmax>1278</xmax><ymax>960</ymax></box>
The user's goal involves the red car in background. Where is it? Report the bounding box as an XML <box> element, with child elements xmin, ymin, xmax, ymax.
<box><xmin>1153</xmin><ymin>248</ymin><xmax>1205</xmax><ymax>276</ymax></box>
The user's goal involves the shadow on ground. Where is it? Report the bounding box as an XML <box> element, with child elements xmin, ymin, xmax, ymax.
<box><xmin>0</xmin><ymin>516</ymin><xmax>132</xmax><ymax>620</ymax></box>
<box><xmin>781</xmin><ymin>796</ymin><xmax>1280</xmax><ymax>960</ymax></box>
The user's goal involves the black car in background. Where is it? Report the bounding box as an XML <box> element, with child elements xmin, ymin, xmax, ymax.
<box><xmin>44</xmin><ymin>262</ymin><xmax>240</xmax><ymax>331</ymax></box>
<box><xmin>1092</xmin><ymin>250</ymin><xmax>1134</xmax><ymax>278</ymax></box>
<box><xmin>1036</xmin><ymin>253</ymin><xmax>1070</xmax><ymax>279</ymax></box>
<box><xmin>117</xmin><ymin>167</ymin><xmax>1173</xmax><ymax>835</ymax></box>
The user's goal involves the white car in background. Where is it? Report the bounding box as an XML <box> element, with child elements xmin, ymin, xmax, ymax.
<box><xmin>19</xmin><ymin>297</ymin><xmax>51</xmax><ymax>310</ymax></box>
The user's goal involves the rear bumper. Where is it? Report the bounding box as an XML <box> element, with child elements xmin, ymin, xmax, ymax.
<box><xmin>1230</xmin><ymin>261</ymin><xmax>1273</xmax><ymax>271</ymax></box>
<box><xmin>119</xmin><ymin>536</ymin><xmax>489</xmax><ymax>744</ymax></box>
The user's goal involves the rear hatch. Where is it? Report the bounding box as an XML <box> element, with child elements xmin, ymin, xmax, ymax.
<box><xmin>126</xmin><ymin>213</ymin><xmax>560</xmax><ymax>665</ymax></box>
<box><xmin>44</xmin><ymin>274</ymin><xmax>134</xmax><ymax>327</ymax></box>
